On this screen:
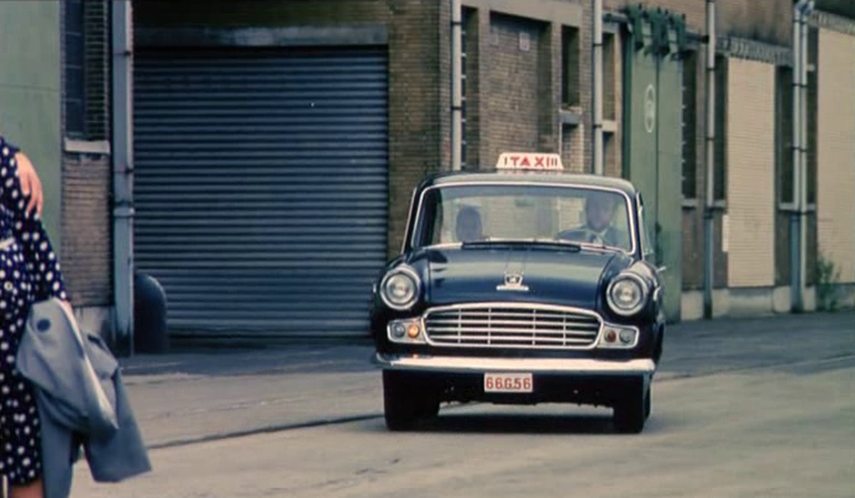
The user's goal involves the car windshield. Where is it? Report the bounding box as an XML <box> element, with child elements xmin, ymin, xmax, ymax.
<box><xmin>414</xmin><ymin>184</ymin><xmax>634</xmax><ymax>252</ymax></box>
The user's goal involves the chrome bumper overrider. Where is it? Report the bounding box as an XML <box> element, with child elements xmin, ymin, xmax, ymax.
<box><xmin>373</xmin><ymin>353</ymin><xmax>656</xmax><ymax>376</ymax></box>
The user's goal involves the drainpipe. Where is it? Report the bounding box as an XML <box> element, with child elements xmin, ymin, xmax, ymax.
<box><xmin>702</xmin><ymin>0</ymin><xmax>716</xmax><ymax>319</ymax></box>
<box><xmin>799</xmin><ymin>1</ymin><xmax>813</xmax><ymax>309</ymax></box>
<box><xmin>592</xmin><ymin>0</ymin><xmax>604</xmax><ymax>175</ymax></box>
<box><xmin>791</xmin><ymin>0</ymin><xmax>811</xmax><ymax>311</ymax></box>
<box><xmin>111</xmin><ymin>0</ymin><xmax>135</xmax><ymax>354</ymax></box>
<box><xmin>451</xmin><ymin>0</ymin><xmax>463</xmax><ymax>171</ymax></box>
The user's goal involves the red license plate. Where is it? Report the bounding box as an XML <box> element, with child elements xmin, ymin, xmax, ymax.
<box><xmin>484</xmin><ymin>372</ymin><xmax>533</xmax><ymax>393</ymax></box>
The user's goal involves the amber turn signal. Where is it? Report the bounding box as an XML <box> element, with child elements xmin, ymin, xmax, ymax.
<box><xmin>407</xmin><ymin>323</ymin><xmax>421</xmax><ymax>338</ymax></box>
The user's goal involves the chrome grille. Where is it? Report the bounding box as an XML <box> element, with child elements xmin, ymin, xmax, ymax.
<box><xmin>423</xmin><ymin>304</ymin><xmax>601</xmax><ymax>350</ymax></box>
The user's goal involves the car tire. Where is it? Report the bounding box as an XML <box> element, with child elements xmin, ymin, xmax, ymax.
<box><xmin>644</xmin><ymin>385</ymin><xmax>652</xmax><ymax>420</ymax></box>
<box><xmin>417</xmin><ymin>397</ymin><xmax>441</xmax><ymax>419</ymax></box>
<box><xmin>383</xmin><ymin>371</ymin><xmax>422</xmax><ymax>431</ymax></box>
<box><xmin>613</xmin><ymin>379</ymin><xmax>648</xmax><ymax>434</ymax></box>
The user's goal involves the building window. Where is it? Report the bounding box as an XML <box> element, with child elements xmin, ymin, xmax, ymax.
<box><xmin>806</xmin><ymin>27</ymin><xmax>818</xmax><ymax>206</ymax></box>
<box><xmin>561</xmin><ymin>26</ymin><xmax>580</xmax><ymax>108</ymax></box>
<box><xmin>682</xmin><ymin>50</ymin><xmax>697</xmax><ymax>199</ymax></box>
<box><xmin>460</xmin><ymin>11</ymin><xmax>468</xmax><ymax>168</ymax></box>
<box><xmin>64</xmin><ymin>0</ymin><xmax>110</xmax><ymax>141</ymax></box>
<box><xmin>713</xmin><ymin>55</ymin><xmax>728</xmax><ymax>201</ymax></box>
<box><xmin>602</xmin><ymin>32</ymin><xmax>616</xmax><ymax>121</ymax></box>
<box><xmin>776</xmin><ymin>66</ymin><xmax>794</xmax><ymax>205</ymax></box>
<box><xmin>64</xmin><ymin>0</ymin><xmax>85</xmax><ymax>138</ymax></box>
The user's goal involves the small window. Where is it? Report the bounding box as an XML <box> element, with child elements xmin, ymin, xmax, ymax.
<box><xmin>64</xmin><ymin>0</ymin><xmax>85</xmax><ymax>138</ymax></box>
<box><xmin>775</xmin><ymin>66</ymin><xmax>794</xmax><ymax>205</ymax></box>
<box><xmin>713</xmin><ymin>55</ymin><xmax>728</xmax><ymax>201</ymax></box>
<box><xmin>806</xmin><ymin>27</ymin><xmax>818</xmax><ymax>205</ymax></box>
<box><xmin>63</xmin><ymin>0</ymin><xmax>110</xmax><ymax>142</ymax></box>
<box><xmin>682</xmin><ymin>50</ymin><xmax>698</xmax><ymax>199</ymax></box>
<box><xmin>561</xmin><ymin>26</ymin><xmax>580</xmax><ymax>108</ymax></box>
<box><xmin>602</xmin><ymin>32</ymin><xmax>616</xmax><ymax>121</ymax></box>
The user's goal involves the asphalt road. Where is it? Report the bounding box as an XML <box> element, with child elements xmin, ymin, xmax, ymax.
<box><xmin>70</xmin><ymin>313</ymin><xmax>854</xmax><ymax>497</ymax></box>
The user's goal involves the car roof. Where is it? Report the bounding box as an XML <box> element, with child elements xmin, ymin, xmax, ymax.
<box><xmin>421</xmin><ymin>170</ymin><xmax>638</xmax><ymax>196</ymax></box>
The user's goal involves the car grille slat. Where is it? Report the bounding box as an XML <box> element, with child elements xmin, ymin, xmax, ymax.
<box><xmin>424</xmin><ymin>304</ymin><xmax>601</xmax><ymax>350</ymax></box>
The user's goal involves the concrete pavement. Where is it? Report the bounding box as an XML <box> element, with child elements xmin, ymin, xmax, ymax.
<box><xmin>70</xmin><ymin>310</ymin><xmax>855</xmax><ymax>498</ymax></box>
<box><xmin>118</xmin><ymin>311</ymin><xmax>855</xmax><ymax>449</ymax></box>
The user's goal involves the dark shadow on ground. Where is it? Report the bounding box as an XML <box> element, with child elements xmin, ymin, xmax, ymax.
<box><xmin>417</xmin><ymin>413</ymin><xmax>616</xmax><ymax>434</ymax></box>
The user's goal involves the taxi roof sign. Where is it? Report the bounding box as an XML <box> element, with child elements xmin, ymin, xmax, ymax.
<box><xmin>496</xmin><ymin>152</ymin><xmax>563</xmax><ymax>171</ymax></box>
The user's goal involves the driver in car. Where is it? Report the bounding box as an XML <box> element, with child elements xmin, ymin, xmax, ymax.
<box><xmin>557</xmin><ymin>192</ymin><xmax>628</xmax><ymax>248</ymax></box>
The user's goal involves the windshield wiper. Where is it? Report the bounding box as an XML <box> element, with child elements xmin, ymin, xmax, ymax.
<box><xmin>572</xmin><ymin>241</ymin><xmax>624</xmax><ymax>253</ymax></box>
<box><xmin>461</xmin><ymin>238</ymin><xmax>582</xmax><ymax>251</ymax></box>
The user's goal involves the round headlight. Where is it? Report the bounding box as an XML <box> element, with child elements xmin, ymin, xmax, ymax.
<box><xmin>606</xmin><ymin>273</ymin><xmax>648</xmax><ymax>316</ymax></box>
<box><xmin>380</xmin><ymin>267</ymin><xmax>420</xmax><ymax>310</ymax></box>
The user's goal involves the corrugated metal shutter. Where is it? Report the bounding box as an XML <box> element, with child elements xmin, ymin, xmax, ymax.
<box><xmin>133</xmin><ymin>47</ymin><xmax>388</xmax><ymax>337</ymax></box>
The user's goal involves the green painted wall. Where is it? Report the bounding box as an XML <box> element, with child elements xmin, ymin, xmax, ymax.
<box><xmin>623</xmin><ymin>11</ymin><xmax>683</xmax><ymax>321</ymax></box>
<box><xmin>0</xmin><ymin>1</ymin><xmax>62</xmax><ymax>250</ymax></box>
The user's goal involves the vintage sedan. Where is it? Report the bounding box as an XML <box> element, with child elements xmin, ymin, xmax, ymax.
<box><xmin>370</xmin><ymin>154</ymin><xmax>664</xmax><ymax>433</ymax></box>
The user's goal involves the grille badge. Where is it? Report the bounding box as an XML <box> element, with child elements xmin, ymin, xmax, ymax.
<box><xmin>497</xmin><ymin>272</ymin><xmax>529</xmax><ymax>292</ymax></box>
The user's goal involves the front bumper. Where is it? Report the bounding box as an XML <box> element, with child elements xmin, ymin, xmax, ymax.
<box><xmin>373</xmin><ymin>353</ymin><xmax>655</xmax><ymax>376</ymax></box>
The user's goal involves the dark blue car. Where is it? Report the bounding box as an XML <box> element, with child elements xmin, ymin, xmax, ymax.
<box><xmin>371</xmin><ymin>156</ymin><xmax>664</xmax><ymax>433</ymax></box>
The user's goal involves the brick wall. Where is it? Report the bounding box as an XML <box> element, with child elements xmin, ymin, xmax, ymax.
<box><xmin>816</xmin><ymin>28</ymin><xmax>855</xmax><ymax>282</ymax></box>
<box><xmin>484</xmin><ymin>13</ymin><xmax>548</xmax><ymax>165</ymax></box>
<box><xmin>388</xmin><ymin>0</ymin><xmax>443</xmax><ymax>255</ymax></box>
<box><xmin>726</xmin><ymin>57</ymin><xmax>775</xmax><ymax>287</ymax></box>
<box><xmin>62</xmin><ymin>153</ymin><xmax>112</xmax><ymax>305</ymax></box>
<box><xmin>132</xmin><ymin>0</ymin><xmax>855</xmax><ymax>302</ymax></box>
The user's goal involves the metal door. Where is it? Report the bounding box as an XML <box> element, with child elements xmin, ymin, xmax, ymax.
<box><xmin>133</xmin><ymin>47</ymin><xmax>388</xmax><ymax>337</ymax></box>
<box><xmin>623</xmin><ymin>9</ymin><xmax>685</xmax><ymax>321</ymax></box>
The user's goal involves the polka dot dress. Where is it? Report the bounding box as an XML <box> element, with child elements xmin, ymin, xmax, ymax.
<box><xmin>0</xmin><ymin>136</ymin><xmax>68</xmax><ymax>487</ymax></box>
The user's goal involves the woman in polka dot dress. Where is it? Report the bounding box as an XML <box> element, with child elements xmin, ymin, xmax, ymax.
<box><xmin>0</xmin><ymin>136</ymin><xmax>69</xmax><ymax>498</ymax></box>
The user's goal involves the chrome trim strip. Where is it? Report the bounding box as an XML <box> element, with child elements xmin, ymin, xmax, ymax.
<box><xmin>422</xmin><ymin>302</ymin><xmax>603</xmax><ymax>351</ymax></box>
<box><xmin>409</xmin><ymin>181</ymin><xmax>638</xmax><ymax>256</ymax></box>
<box><xmin>401</xmin><ymin>185</ymin><xmax>421</xmax><ymax>253</ymax></box>
<box><xmin>374</xmin><ymin>353</ymin><xmax>656</xmax><ymax>375</ymax></box>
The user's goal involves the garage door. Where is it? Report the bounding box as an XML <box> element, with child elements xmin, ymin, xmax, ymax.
<box><xmin>133</xmin><ymin>47</ymin><xmax>388</xmax><ymax>337</ymax></box>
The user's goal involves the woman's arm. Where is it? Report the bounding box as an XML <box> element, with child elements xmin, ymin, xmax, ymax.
<box><xmin>1</xmin><ymin>140</ymin><xmax>69</xmax><ymax>303</ymax></box>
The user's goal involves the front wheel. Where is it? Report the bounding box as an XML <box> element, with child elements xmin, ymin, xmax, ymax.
<box><xmin>613</xmin><ymin>379</ymin><xmax>649</xmax><ymax>434</ymax></box>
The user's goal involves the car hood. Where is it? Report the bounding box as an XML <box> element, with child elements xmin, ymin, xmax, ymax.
<box><xmin>407</xmin><ymin>246</ymin><xmax>628</xmax><ymax>309</ymax></box>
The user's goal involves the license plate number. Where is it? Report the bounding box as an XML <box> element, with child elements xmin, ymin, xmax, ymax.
<box><xmin>484</xmin><ymin>372</ymin><xmax>533</xmax><ymax>393</ymax></box>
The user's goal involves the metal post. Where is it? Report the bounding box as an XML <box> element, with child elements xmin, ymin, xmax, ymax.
<box><xmin>791</xmin><ymin>0</ymin><xmax>810</xmax><ymax>312</ymax></box>
<box><xmin>451</xmin><ymin>0</ymin><xmax>463</xmax><ymax>171</ymax></box>
<box><xmin>112</xmin><ymin>0</ymin><xmax>135</xmax><ymax>355</ymax></box>
<box><xmin>702</xmin><ymin>0</ymin><xmax>716</xmax><ymax>319</ymax></box>
<box><xmin>592</xmin><ymin>0</ymin><xmax>604</xmax><ymax>175</ymax></box>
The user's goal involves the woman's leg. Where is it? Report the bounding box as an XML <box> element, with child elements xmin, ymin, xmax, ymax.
<box><xmin>9</xmin><ymin>478</ymin><xmax>43</xmax><ymax>498</ymax></box>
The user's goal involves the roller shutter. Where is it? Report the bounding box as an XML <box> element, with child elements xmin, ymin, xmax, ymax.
<box><xmin>133</xmin><ymin>47</ymin><xmax>388</xmax><ymax>337</ymax></box>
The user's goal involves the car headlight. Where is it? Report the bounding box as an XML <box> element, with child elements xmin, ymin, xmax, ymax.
<box><xmin>379</xmin><ymin>267</ymin><xmax>420</xmax><ymax>310</ymax></box>
<box><xmin>606</xmin><ymin>273</ymin><xmax>648</xmax><ymax>316</ymax></box>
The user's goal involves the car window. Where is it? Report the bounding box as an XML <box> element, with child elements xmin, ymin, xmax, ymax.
<box><xmin>416</xmin><ymin>184</ymin><xmax>634</xmax><ymax>252</ymax></box>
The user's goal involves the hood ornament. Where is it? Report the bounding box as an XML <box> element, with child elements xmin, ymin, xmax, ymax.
<box><xmin>497</xmin><ymin>272</ymin><xmax>529</xmax><ymax>292</ymax></box>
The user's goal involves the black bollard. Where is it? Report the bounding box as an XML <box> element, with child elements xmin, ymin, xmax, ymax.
<box><xmin>133</xmin><ymin>273</ymin><xmax>169</xmax><ymax>354</ymax></box>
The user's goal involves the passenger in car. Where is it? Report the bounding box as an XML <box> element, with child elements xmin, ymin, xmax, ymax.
<box><xmin>455</xmin><ymin>206</ymin><xmax>484</xmax><ymax>242</ymax></box>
